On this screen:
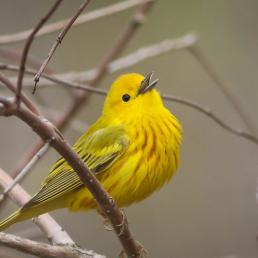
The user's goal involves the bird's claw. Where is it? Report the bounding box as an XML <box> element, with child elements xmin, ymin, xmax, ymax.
<box><xmin>102</xmin><ymin>209</ymin><xmax>128</xmax><ymax>236</ymax></box>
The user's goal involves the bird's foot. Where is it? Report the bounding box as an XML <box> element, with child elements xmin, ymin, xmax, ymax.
<box><xmin>116</xmin><ymin>209</ymin><xmax>127</xmax><ymax>236</ymax></box>
<box><xmin>102</xmin><ymin>209</ymin><xmax>128</xmax><ymax>236</ymax></box>
<box><xmin>102</xmin><ymin>217</ymin><xmax>113</xmax><ymax>231</ymax></box>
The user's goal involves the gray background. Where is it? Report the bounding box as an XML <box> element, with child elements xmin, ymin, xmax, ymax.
<box><xmin>0</xmin><ymin>1</ymin><xmax>258</xmax><ymax>257</ymax></box>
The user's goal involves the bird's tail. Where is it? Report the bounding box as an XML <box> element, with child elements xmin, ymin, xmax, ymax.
<box><xmin>0</xmin><ymin>197</ymin><xmax>68</xmax><ymax>231</ymax></box>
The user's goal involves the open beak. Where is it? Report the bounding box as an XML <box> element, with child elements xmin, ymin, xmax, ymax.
<box><xmin>137</xmin><ymin>72</ymin><xmax>159</xmax><ymax>95</ymax></box>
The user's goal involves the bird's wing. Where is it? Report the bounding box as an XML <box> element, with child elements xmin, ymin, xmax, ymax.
<box><xmin>23</xmin><ymin>126</ymin><xmax>129</xmax><ymax>208</ymax></box>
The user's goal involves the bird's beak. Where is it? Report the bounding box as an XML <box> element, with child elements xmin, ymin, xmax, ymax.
<box><xmin>137</xmin><ymin>72</ymin><xmax>159</xmax><ymax>95</ymax></box>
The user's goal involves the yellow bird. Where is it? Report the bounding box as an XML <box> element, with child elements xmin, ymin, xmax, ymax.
<box><xmin>0</xmin><ymin>72</ymin><xmax>182</xmax><ymax>230</ymax></box>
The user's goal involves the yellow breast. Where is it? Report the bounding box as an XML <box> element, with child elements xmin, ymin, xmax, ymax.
<box><xmin>69</xmin><ymin>109</ymin><xmax>182</xmax><ymax>211</ymax></box>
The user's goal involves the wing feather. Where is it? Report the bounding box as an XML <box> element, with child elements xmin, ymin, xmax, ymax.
<box><xmin>22</xmin><ymin>126</ymin><xmax>129</xmax><ymax>209</ymax></box>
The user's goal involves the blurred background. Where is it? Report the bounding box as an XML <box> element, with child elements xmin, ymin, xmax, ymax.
<box><xmin>0</xmin><ymin>0</ymin><xmax>258</xmax><ymax>257</ymax></box>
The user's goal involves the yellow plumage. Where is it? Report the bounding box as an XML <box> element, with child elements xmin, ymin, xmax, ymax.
<box><xmin>0</xmin><ymin>73</ymin><xmax>182</xmax><ymax>230</ymax></box>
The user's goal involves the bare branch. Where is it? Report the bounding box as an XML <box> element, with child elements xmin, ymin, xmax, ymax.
<box><xmin>16</xmin><ymin>0</ymin><xmax>63</xmax><ymax>105</ymax></box>
<box><xmin>10</xmin><ymin>0</ymin><xmax>153</xmax><ymax>193</ymax></box>
<box><xmin>0</xmin><ymin>169</ymin><xmax>75</xmax><ymax>246</ymax></box>
<box><xmin>0</xmin><ymin>47</ymin><xmax>55</xmax><ymax>74</ymax></box>
<box><xmin>1</xmin><ymin>61</ymin><xmax>257</xmax><ymax>145</ymax></box>
<box><xmin>0</xmin><ymin>232</ymin><xmax>105</xmax><ymax>258</ymax></box>
<box><xmin>0</xmin><ymin>0</ymin><xmax>151</xmax><ymax>45</ymax></box>
<box><xmin>161</xmin><ymin>94</ymin><xmax>258</xmax><ymax>145</ymax></box>
<box><xmin>0</xmin><ymin>4</ymin><xmax>155</xmax><ymax>253</ymax></box>
<box><xmin>0</xmin><ymin>142</ymin><xmax>51</xmax><ymax>201</ymax></box>
<box><xmin>1</xmin><ymin>33</ymin><xmax>198</xmax><ymax>88</ymax></box>
<box><xmin>87</xmin><ymin>0</ymin><xmax>153</xmax><ymax>87</ymax></box>
<box><xmin>33</xmin><ymin>0</ymin><xmax>92</xmax><ymax>90</ymax></box>
<box><xmin>0</xmin><ymin>98</ymin><xmax>143</xmax><ymax>258</ymax></box>
<box><xmin>188</xmin><ymin>45</ymin><xmax>257</xmax><ymax>136</ymax></box>
<box><xmin>0</xmin><ymin>73</ymin><xmax>40</xmax><ymax>115</ymax></box>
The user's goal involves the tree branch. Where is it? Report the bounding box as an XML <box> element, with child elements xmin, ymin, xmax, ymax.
<box><xmin>0</xmin><ymin>98</ymin><xmax>143</xmax><ymax>257</ymax></box>
<box><xmin>1</xmin><ymin>57</ymin><xmax>257</xmax><ymax>146</ymax></box>
<box><xmin>0</xmin><ymin>232</ymin><xmax>105</xmax><ymax>258</ymax></box>
<box><xmin>10</xmin><ymin>0</ymin><xmax>153</xmax><ymax>190</ymax></box>
<box><xmin>0</xmin><ymin>0</ymin><xmax>151</xmax><ymax>45</ymax></box>
<box><xmin>16</xmin><ymin>0</ymin><xmax>63</xmax><ymax>105</ymax></box>
<box><xmin>188</xmin><ymin>45</ymin><xmax>257</xmax><ymax>136</ymax></box>
<box><xmin>0</xmin><ymin>142</ymin><xmax>51</xmax><ymax>201</ymax></box>
<box><xmin>0</xmin><ymin>47</ymin><xmax>55</xmax><ymax>74</ymax></box>
<box><xmin>0</xmin><ymin>169</ymin><xmax>75</xmax><ymax>246</ymax></box>
<box><xmin>0</xmin><ymin>73</ymin><xmax>40</xmax><ymax>115</ymax></box>
<box><xmin>33</xmin><ymin>0</ymin><xmax>92</xmax><ymax>89</ymax></box>
<box><xmin>1</xmin><ymin>34</ymin><xmax>197</xmax><ymax>88</ymax></box>
<box><xmin>161</xmin><ymin>94</ymin><xmax>258</xmax><ymax>145</ymax></box>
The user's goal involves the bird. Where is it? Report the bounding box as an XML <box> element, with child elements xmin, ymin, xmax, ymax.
<box><xmin>0</xmin><ymin>72</ymin><xmax>182</xmax><ymax>231</ymax></box>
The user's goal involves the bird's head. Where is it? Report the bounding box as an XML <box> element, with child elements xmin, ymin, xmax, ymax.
<box><xmin>103</xmin><ymin>73</ymin><xmax>164</xmax><ymax>121</ymax></box>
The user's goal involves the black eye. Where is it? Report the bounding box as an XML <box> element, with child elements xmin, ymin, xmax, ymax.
<box><xmin>122</xmin><ymin>94</ymin><xmax>130</xmax><ymax>102</ymax></box>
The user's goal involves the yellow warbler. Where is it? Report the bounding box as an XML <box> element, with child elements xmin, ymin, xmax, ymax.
<box><xmin>0</xmin><ymin>72</ymin><xmax>182</xmax><ymax>230</ymax></box>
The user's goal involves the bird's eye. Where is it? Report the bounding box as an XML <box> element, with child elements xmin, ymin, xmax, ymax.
<box><xmin>122</xmin><ymin>94</ymin><xmax>130</xmax><ymax>102</ymax></box>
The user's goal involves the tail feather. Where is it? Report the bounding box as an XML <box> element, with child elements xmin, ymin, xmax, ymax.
<box><xmin>0</xmin><ymin>197</ymin><xmax>67</xmax><ymax>231</ymax></box>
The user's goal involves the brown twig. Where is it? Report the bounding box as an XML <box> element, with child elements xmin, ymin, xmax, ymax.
<box><xmin>0</xmin><ymin>73</ymin><xmax>40</xmax><ymax>115</ymax></box>
<box><xmin>0</xmin><ymin>98</ymin><xmax>142</xmax><ymax>258</ymax></box>
<box><xmin>3</xmin><ymin>33</ymin><xmax>197</xmax><ymax>88</ymax></box>
<box><xmin>33</xmin><ymin>0</ymin><xmax>92</xmax><ymax>91</ymax></box>
<box><xmin>0</xmin><ymin>0</ymin><xmax>150</xmax><ymax>45</ymax></box>
<box><xmin>0</xmin><ymin>47</ymin><xmax>54</xmax><ymax>74</ymax></box>
<box><xmin>161</xmin><ymin>94</ymin><xmax>258</xmax><ymax>145</ymax></box>
<box><xmin>0</xmin><ymin>232</ymin><xmax>105</xmax><ymax>258</ymax></box>
<box><xmin>188</xmin><ymin>45</ymin><xmax>257</xmax><ymax>135</ymax></box>
<box><xmin>11</xmin><ymin>0</ymin><xmax>153</xmax><ymax>186</ymax></box>
<box><xmin>1</xmin><ymin>63</ymin><xmax>257</xmax><ymax>145</ymax></box>
<box><xmin>15</xmin><ymin>0</ymin><xmax>63</xmax><ymax>106</ymax></box>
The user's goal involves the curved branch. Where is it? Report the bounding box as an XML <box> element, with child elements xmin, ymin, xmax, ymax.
<box><xmin>0</xmin><ymin>73</ymin><xmax>40</xmax><ymax>115</ymax></box>
<box><xmin>0</xmin><ymin>34</ymin><xmax>197</xmax><ymax>88</ymax></box>
<box><xmin>0</xmin><ymin>232</ymin><xmax>105</xmax><ymax>258</ymax></box>
<box><xmin>0</xmin><ymin>47</ymin><xmax>55</xmax><ymax>74</ymax></box>
<box><xmin>16</xmin><ymin>0</ymin><xmax>63</xmax><ymax>105</ymax></box>
<box><xmin>0</xmin><ymin>98</ymin><xmax>142</xmax><ymax>258</ymax></box>
<box><xmin>0</xmin><ymin>0</ymin><xmax>151</xmax><ymax>45</ymax></box>
<box><xmin>33</xmin><ymin>0</ymin><xmax>92</xmax><ymax>89</ymax></box>
<box><xmin>188</xmin><ymin>45</ymin><xmax>257</xmax><ymax>136</ymax></box>
<box><xmin>1</xmin><ymin>64</ymin><xmax>257</xmax><ymax>145</ymax></box>
<box><xmin>0</xmin><ymin>169</ymin><xmax>74</xmax><ymax>246</ymax></box>
<box><xmin>161</xmin><ymin>94</ymin><xmax>258</xmax><ymax>145</ymax></box>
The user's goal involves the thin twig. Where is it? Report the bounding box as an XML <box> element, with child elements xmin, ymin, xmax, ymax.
<box><xmin>0</xmin><ymin>232</ymin><xmax>106</xmax><ymax>258</ymax></box>
<box><xmin>0</xmin><ymin>47</ymin><xmax>54</xmax><ymax>74</ymax></box>
<box><xmin>188</xmin><ymin>45</ymin><xmax>257</xmax><ymax>135</ymax></box>
<box><xmin>0</xmin><ymin>98</ymin><xmax>142</xmax><ymax>258</ymax></box>
<box><xmin>0</xmin><ymin>73</ymin><xmax>40</xmax><ymax>115</ymax></box>
<box><xmin>0</xmin><ymin>5</ymin><xmax>154</xmax><ymax>253</ymax></box>
<box><xmin>0</xmin><ymin>142</ymin><xmax>51</xmax><ymax>202</ymax></box>
<box><xmin>0</xmin><ymin>169</ymin><xmax>75</xmax><ymax>246</ymax></box>
<box><xmin>161</xmin><ymin>94</ymin><xmax>258</xmax><ymax>145</ymax></box>
<box><xmin>0</xmin><ymin>0</ymin><xmax>151</xmax><ymax>45</ymax></box>
<box><xmin>3</xmin><ymin>34</ymin><xmax>197</xmax><ymax>88</ymax></box>
<box><xmin>1</xmin><ymin>63</ymin><xmax>257</xmax><ymax>145</ymax></box>
<box><xmin>16</xmin><ymin>0</ymin><xmax>63</xmax><ymax>106</ymax></box>
<box><xmin>33</xmin><ymin>0</ymin><xmax>92</xmax><ymax>90</ymax></box>
<box><xmin>10</xmin><ymin>0</ymin><xmax>153</xmax><ymax>193</ymax></box>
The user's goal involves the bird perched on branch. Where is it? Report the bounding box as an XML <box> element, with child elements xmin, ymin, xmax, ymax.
<box><xmin>0</xmin><ymin>72</ymin><xmax>182</xmax><ymax>230</ymax></box>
